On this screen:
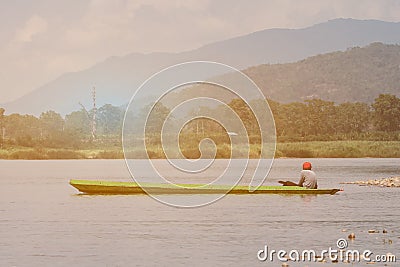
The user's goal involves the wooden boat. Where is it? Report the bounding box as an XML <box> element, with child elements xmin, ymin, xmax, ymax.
<box><xmin>70</xmin><ymin>179</ymin><xmax>341</xmax><ymax>195</ymax></box>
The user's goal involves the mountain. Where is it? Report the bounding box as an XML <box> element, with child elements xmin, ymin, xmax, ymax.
<box><xmin>3</xmin><ymin>18</ymin><xmax>400</xmax><ymax>115</ymax></box>
<box><xmin>161</xmin><ymin>42</ymin><xmax>400</xmax><ymax>108</ymax></box>
<box><xmin>244</xmin><ymin>42</ymin><xmax>400</xmax><ymax>103</ymax></box>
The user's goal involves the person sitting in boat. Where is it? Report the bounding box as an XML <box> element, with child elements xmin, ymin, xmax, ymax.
<box><xmin>298</xmin><ymin>162</ymin><xmax>317</xmax><ymax>189</ymax></box>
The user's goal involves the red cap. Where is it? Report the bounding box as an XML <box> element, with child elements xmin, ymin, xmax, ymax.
<box><xmin>303</xmin><ymin>162</ymin><xmax>312</xmax><ymax>170</ymax></box>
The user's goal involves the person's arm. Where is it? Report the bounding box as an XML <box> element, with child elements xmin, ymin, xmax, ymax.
<box><xmin>298</xmin><ymin>173</ymin><xmax>305</xmax><ymax>187</ymax></box>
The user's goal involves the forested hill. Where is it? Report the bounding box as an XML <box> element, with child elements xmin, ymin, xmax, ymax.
<box><xmin>244</xmin><ymin>43</ymin><xmax>400</xmax><ymax>103</ymax></box>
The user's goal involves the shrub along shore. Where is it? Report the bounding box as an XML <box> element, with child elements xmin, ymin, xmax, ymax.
<box><xmin>1</xmin><ymin>140</ymin><xmax>400</xmax><ymax>160</ymax></box>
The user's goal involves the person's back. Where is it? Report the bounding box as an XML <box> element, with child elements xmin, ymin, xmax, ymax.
<box><xmin>298</xmin><ymin>162</ymin><xmax>318</xmax><ymax>189</ymax></box>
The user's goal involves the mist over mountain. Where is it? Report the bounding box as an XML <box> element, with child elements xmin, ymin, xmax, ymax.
<box><xmin>3</xmin><ymin>18</ymin><xmax>400</xmax><ymax>115</ymax></box>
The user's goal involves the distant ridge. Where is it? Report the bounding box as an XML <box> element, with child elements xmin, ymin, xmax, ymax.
<box><xmin>165</xmin><ymin>43</ymin><xmax>400</xmax><ymax>107</ymax></box>
<box><xmin>244</xmin><ymin>42</ymin><xmax>400</xmax><ymax>103</ymax></box>
<box><xmin>3</xmin><ymin>18</ymin><xmax>400</xmax><ymax>115</ymax></box>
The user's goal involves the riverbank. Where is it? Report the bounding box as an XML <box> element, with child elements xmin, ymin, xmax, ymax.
<box><xmin>1</xmin><ymin>140</ymin><xmax>400</xmax><ymax>159</ymax></box>
<box><xmin>276</xmin><ymin>140</ymin><xmax>400</xmax><ymax>158</ymax></box>
<box><xmin>0</xmin><ymin>147</ymin><xmax>123</xmax><ymax>160</ymax></box>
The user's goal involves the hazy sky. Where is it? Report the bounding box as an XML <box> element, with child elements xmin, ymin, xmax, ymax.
<box><xmin>1</xmin><ymin>0</ymin><xmax>400</xmax><ymax>103</ymax></box>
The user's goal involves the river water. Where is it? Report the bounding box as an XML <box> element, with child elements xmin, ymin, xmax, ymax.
<box><xmin>0</xmin><ymin>159</ymin><xmax>399</xmax><ymax>266</ymax></box>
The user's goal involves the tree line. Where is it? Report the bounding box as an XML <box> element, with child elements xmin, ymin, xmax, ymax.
<box><xmin>269</xmin><ymin>93</ymin><xmax>400</xmax><ymax>141</ymax></box>
<box><xmin>0</xmin><ymin>104</ymin><xmax>123</xmax><ymax>149</ymax></box>
<box><xmin>0</xmin><ymin>94</ymin><xmax>399</xmax><ymax>150</ymax></box>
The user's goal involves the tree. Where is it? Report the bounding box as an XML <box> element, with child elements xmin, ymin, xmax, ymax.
<box><xmin>280</xmin><ymin>102</ymin><xmax>308</xmax><ymax>137</ymax></box>
<box><xmin>336</xmin><ymin>102</ymin><xmax>370</xmax><ymax>134</ymax></box>
<box><xmin>3</xmin><ymin>114</ymin><xmax>41</xmax><ymax>146</ymax></box>
<box><xmin>39</xmin><ymin>110</ymin><xmax>64</xmax><ymax>139</ymax></box>
<box><xmin>65</xmin><ymin>109</ymin><xmax>91</xmax><ymax>137</ymax></box>
<box><xmin>97</xmin><ymin>104</ymin><xmax>123</xmax><ymax>135</ymax></box>
<box><xmin>304</xmin><ymin>99</ymin><xmax>336</xmax><ymax>136</ymax></box>
<box><xmin>228</xmin><ymin>98</ymin><xmax>260</xmax><ymax>135</ymax></box>
<box><xmin>372</xmin><ymin>94</ymin><xmax>400</xmax><ymax>131</ymax></box>
<box><xmin>142</xmin><ymin>102</ymin><xmax>171</xmax><ymax>134</ymax></box>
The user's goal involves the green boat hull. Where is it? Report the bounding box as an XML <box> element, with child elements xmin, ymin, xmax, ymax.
<box><xmin>70</xmin><ymin>179</ymin><xmax>340</xmax><ymax>195</ymax></box>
